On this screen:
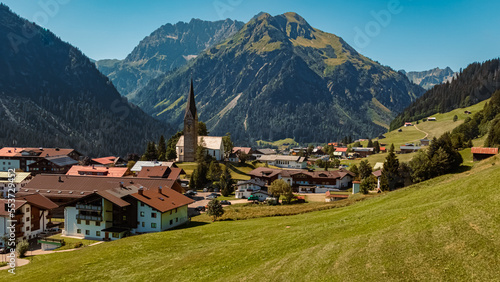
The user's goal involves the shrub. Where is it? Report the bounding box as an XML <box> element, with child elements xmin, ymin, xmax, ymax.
<box><xmin>16</xmin><ymin>240</ymin><xmax>29</xmax><ymax>258</ymax></box>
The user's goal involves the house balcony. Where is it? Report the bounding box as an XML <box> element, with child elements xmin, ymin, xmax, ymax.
<box><xmin>76</xmin><ymin>204</ymin><xmax>102</xmax><ymax>211</ymax></box>
<box><xmin>76</xmin><ymin>214</ymin><xmax>102</xmax><ymax>221</ymax></box>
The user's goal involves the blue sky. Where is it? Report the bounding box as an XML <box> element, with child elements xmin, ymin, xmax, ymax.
<box><xmin>2</xmin><ymin>0</ymin><xmax>499</xmax><ymax>71</ymax></box>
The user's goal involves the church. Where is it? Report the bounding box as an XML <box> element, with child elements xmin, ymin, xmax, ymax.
<box><xmin>175</xmin><ymin>80</ymin><xmax>225</xmax><ymax>162</ymax></box>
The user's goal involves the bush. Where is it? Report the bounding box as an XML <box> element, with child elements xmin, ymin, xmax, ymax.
<box><xmin>73</xmin><ymin>242</ymin><xmax>83</xmax><ymax>248</ymax></box>
<box><xmin>16</xmin><ymin>240</ymin><xmax>29</xmax><ymax>258</ymax></box>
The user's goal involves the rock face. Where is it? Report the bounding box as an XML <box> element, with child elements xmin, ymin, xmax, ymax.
<box><xmin>96</xmin><ymin>18</ymin><xmax>244</xmax><ymax>99</ymax></box>
<box><xmin>0</xmin><ymin>4</ymin><xmax>171</xmax><ymax>157</ymax></box>
<box><xmin>132</xmin><ymin>12</ymin><xmax>424</xmax><ymax>144</ymax></box>
<box><xmin>403</xmin><ymin>67</ymin><xmax>457</xmax><ymax>90</ymax></box>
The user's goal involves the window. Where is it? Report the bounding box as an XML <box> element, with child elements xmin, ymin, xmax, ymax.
<box><xmin>96</xmin><ymin>231</ymin><xmax>101</xmax><ymax>236</ymax></box>
<box><xmin>175</xmin><ymin>208</ymin><xmax>177</xmax><ymax>213</ymax></box>
<box><xmin>26</xmin><ymin>217</ymin><xmax>30</xmax><ymax>222</ymax></box>
<box><xmin>86</xmin><ymin>220</ymin><xmax>90</xmax><ymax>225</ymax></box>
<box><xmin>140</xmin><ymin>211</ymin><xmax>145</xmax><ymax>217</ymax></box>
<box><xmin>26</xmin><ymin>207</ymin><xmax>29</xmax><ymax>212</ymax></box>
<box><xmin>170</xmin><ymin>219</ymin><xmax>173</xmax><ymax>225</ymax></box>
<box><xmin>95</xmin><ymin>221</ymin><xmax>100</xmax><ymax>226</ymax></box>
<box><xmin>151</xmin><ymin>213</ymin><xmax>157</xmax><ymax>218</ymax></box>
<box><xmin>151</xmin><ymin>223</ymin><xmax>157</xmax><ymax>228</ymax></box>
<box><xmin>112</xmin><ymin>233</ymin><xmax>119</xmax><ymax>238</ymax></box>
<box><xmin>142</xmin><ymin>222</ymin><xmax>145</xmax><ymax>227</ymax></box>
<box><xmin>85</xmin><ymin>230</ymin><xmax>90</xmax><ymax>235</ymax></box>
<box><xmin>176</xmin><ymin>218</ymin><xmax>178</xmax><ymax>222</ymax></box>
<box><xmin>77</xmin><ymin>229</ymin><xmax>81</xmax><ymax>234</ymax></box>
<box><xmin>140</xmin><ymin>202</ymin><xmax>144</xmax><ymax>207</ymax></box>
<box><xmin>77</xmin><ymin>219</ymin><xmax>81</xmax><ymax>224</ymax></box>
<box><xmin>122</xmin><ymin>215</ymin><xmax>126</xmax><ymax>221</ymax></box>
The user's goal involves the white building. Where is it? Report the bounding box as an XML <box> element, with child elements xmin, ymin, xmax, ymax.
<box><xmin>0</xmin><ymin>193</ymin><xmax>58</xmax><ymax>246</ymax></box>
<box><xmin>0</xmin><ymin>171</ymin><xmax>31</xmax><ymax>198</ymax></box>
<box><xmin>235</xmin><ymin>179</ymin><xmax>267</xmax><ymax>199</ymax></box>
<box><xmin>63</xmin><ymin>187</ymin><xmax>193</xmax><ymax>241</ymax></box>
<box><xmin>258</xmin><ymin>155</ymin><xmax>307</xmax><ymax>169</ymax></box>
<box><xmin>176</xmin><ymin>136</ymin><xmax>225</xmax><ymax>162</ymax></box>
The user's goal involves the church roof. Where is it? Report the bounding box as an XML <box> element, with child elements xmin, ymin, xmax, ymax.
<box><xmin>185</xmin><ymin>79</ymin><xmax>197</xmax><ymax>119</ymax></box>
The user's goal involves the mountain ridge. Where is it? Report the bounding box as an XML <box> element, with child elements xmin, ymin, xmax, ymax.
<box><xmin>0</xmin><ymin>4</ymin><xmax>170</xmax><ymax>157</ymax></box>
<box><xmin>96</xmin><ymin>18</ymin><xmax>244</xmax><ymax>98</ymax></box>
<box><xmin>132</xmin><ymin>12</ymin><xmax>424</xmax><ymax>144</ymax></box>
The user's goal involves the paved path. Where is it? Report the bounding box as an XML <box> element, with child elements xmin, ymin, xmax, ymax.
<box><xmin>0</xmin><ymin>258</ymin><xmax>30</xmax><ymax>271</ymax></box>
<box><xmin>28</xmin><ymin>241</ymin><xmax>103</xmax><ymax>256</ymax></box>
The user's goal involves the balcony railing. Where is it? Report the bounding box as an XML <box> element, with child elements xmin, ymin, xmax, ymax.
<box><xmin>76</xmin><ymin>214</ymin><xmax>102</xmax><ymax>221</ymax></box>
<box><xmin>76</xmin><ymin>204</ymin><xmax>102</xmax><ymax>211</ymax></box>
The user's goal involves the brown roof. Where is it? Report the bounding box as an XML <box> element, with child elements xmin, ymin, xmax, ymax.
<box><xmin>20</xmin><ymin>175</ymin><xmax>182</xmax><ymax>200</ymax></box>
<box><xmin>471</xmin><ymin>147</ymin><xmax>498</xmax><ymax>155</ymax></box>
<box><xmin>130</xmin><ymin>187</ymin><xmax>194</xmax><ymax>213</ymax></box>
<box><xmin>0</xmin><ymin>199</ymin><xmax>27</xmax><ymax>216</ymax></box>
<box><xmin>248</xmin><ymin>167</ymin><xmax>354</xmax><ymax>180</ymax></box>
<box><xmin>19</xmin><ymin>193</ymin><xmax>58</xmax><ymax>210</ymax></box>
<box><xmin>66</xmin><ymin>165</ymin><xmax>128</xmax><ymax>177</ymax></box>
<box><xmin>0</xmin><ymin>193</ymin><xmax>57</xmax><ymax>215</ymax></box>
<box><xmin>137</xmin><ymin>166</ymin><xmax>185</xmax><ymax>179</ymax></box>
<box><xmin>372</xmin><ymin>170</ymin><xmax>382</xmax><ymax>177</ymax></box>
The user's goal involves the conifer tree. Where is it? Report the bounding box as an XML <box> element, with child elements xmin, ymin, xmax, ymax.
<box><xmin>157</xmin><ymin>135</ymin><xmax>166</xmax><ymax>161</ymax></box>
<box><xmin>381</xmin><ymin>144</ymin><xmax>400</xmax><ymax>191</ymax></box>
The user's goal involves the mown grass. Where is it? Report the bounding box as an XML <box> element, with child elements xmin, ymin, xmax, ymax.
<box><xmin>197</xmin><ymin>194</ymin><xmax>367</xmax><ymax>221</ymax></box>
<box><xmin>48</xmin><ymin>234</ymin><xmax>98</xmax><ymax>251</ymax></box>
<box><xmin>5</xmin><ymin>155</ymin><xmax>500</xmax><ymax>281</ymax></box>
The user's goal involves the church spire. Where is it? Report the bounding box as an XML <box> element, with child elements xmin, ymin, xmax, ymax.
<box><xmin>185</xmin><ymin>78</ymin><xmax>197</xmax><ymax>119</ymax></box>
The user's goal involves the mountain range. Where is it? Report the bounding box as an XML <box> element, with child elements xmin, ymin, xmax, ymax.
<box><xmin>402</xmin><ymin>67</ymin><xmax>457</xmax><ymax>90</ymax></box>
<box><xmin>130</xmin><ymin>12</ymin><xmax>424</xmax><ymax>144</ymax></box>
<box><xmin>96</xmin><ymin>19</ymin><xmax>244</xmax><ymax>99</ymax></box>
<box><xmin>0</xmin><ymin>4</ymin><xmax>171</xmax><ymax>157</ymax></box>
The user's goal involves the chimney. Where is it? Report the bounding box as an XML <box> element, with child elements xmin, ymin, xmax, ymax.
<box><xmin>158</xmin><ymin>186</ymin><xmax>162</xmax><ymax>195</ymax></box>
<box><xmin>119</xmin><ymin>182</ymin><xmax>124</xmax><ymax>188</ymax></box>
<box><xmin>58</xmin><ymin>176</ymin><xmax>63</xmax><ymax>182</ymax></box>
<box><xmin>138</xmin><ymin>187</ymin><xmax>144</xmax><ymax>196</ymax></box>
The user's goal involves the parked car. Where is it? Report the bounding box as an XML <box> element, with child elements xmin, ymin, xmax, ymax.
<box><xmin>203</xmin><ymin>188</ymin><xmax>208</xmax><ymax>192</ymax></box>
<box><xmin>195</xmin><ymin>206</ymin><xmax>205</xmax><ymax>212</ymax></box>
<box><xmin>209</xmin><ymin>193</ymin><xmax>220</xmax><ymax>197</ymax></box>
<box><xmin>206</xmin><ymin>195</ymin><xmax>216</xmax><ymax>200</ymax></box>
<box><xmin>220</xmin><ymin>200</ymin><xmax>231</xmax><ymax>205</ymax></box>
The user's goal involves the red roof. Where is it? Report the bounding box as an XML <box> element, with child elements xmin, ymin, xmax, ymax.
<box><xmin>471</xmin><ymin>147</ymin><xmax>498</xmax><ymax>155</ymax></box>
<box><xmin>66</xmin><ymin>165</ymin><xmax>128</xmax><ymax>177</ymax></box>
<box><xmin>0</xmin><ymin>147</ymin><xmax>76</xmax><ymax>158</ymax></box>
<box><xmin>92</xmin><ymin>156</ymin><xmax>116</xmax><ymax>165</ymax></box>
<box><xmin>335</xmin><ymin>147</ymin><xmax>348</xmax><ymax>152</ymax></box>
<box><xmin>328</xmin><ymin>142</ymin><xmax>338</xmax><ymax>146</ymax></box>
<box><xmin>379</xmin><ymin>147</ymin><xmax>386</xmax><ymax>151</ymax></box>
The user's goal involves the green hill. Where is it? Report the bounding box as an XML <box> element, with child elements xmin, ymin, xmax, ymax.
<box><xmin>343</xmin><ymin>100</ymin><xmax>489</xmax><ymax>167</ymax></box>
<box><xmin>4</xmin><ymin>154</ymin><xmax>500</xmax><ymax>281</ymax></box>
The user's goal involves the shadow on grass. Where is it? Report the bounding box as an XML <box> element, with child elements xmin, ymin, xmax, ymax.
<box><xmin>225</xmin><ymin>163</ymin><xmax>251</xmax><ymax>177</ymax></box>
<box><xmin>173</xmin><ymin>220</ymin><xmax>210</xmax><ymax>230</ymax></box>
<box><xmin>455</xmin><ymin>165</ymin><xmax>473</xmax><ymax>173</ymax></box>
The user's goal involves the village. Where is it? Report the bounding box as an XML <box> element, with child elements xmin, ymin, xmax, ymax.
<box><xmin>1</xmin><ymin>83</ymin><xmax>499</xmax><ymax>259</ymax></box>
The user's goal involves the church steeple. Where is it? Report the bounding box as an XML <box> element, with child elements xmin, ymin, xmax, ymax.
<box><xmin>181</xmin><ymin>78</ymin><xmax>198</xmax><ymax>162</ymax></box>
<box><xmin>185</xmin><ymin>78</ymin><xmax>197</xmax><ymax>119</ymax></box>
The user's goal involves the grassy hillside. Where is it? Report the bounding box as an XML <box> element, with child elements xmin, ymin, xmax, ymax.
<box><xmin>4</xmin><ymin>155</ymin><xmax>500</xmax><ymax>281</ymax></box>
<box><xmin>343</xmin><ymin>100</ymin><xmax>489</xmax><ymax>167</ymax></box>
